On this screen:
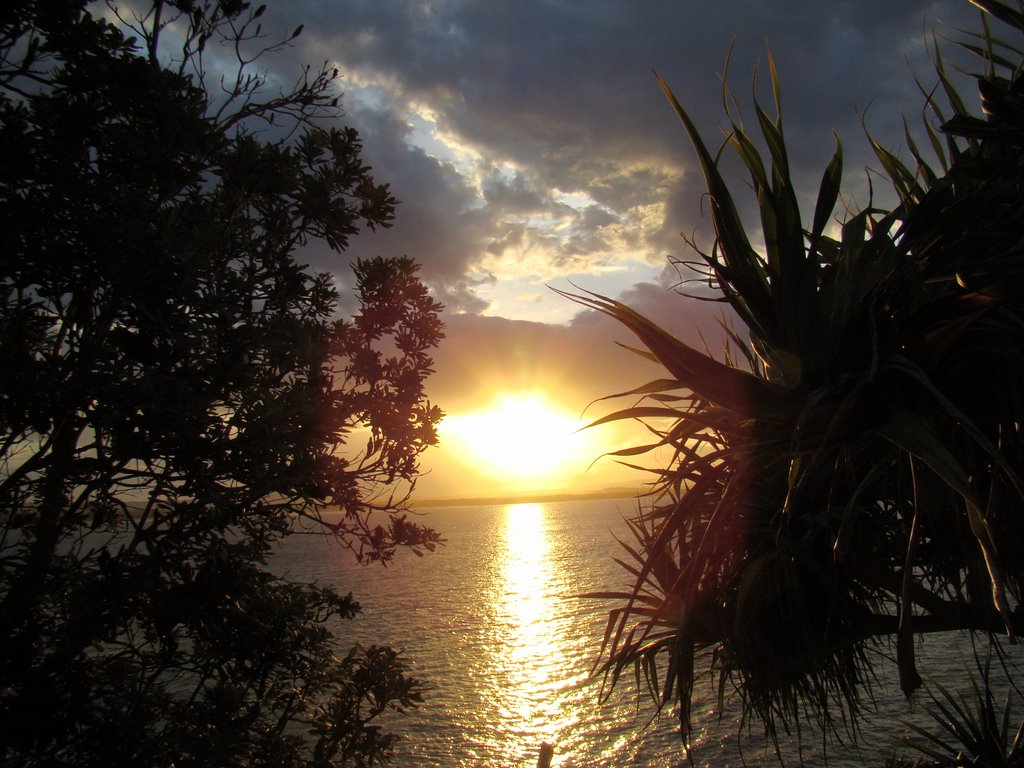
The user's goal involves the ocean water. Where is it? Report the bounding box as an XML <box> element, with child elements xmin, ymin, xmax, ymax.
<box><xmin>271</xmin><ymin>498</ymin><xmax>1022</xmax><ymax>767</ymax></box>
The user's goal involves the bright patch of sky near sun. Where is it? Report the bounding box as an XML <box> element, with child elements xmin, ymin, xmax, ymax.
<box><xmin>475</xmin><ymin>262</ymin><xmax>660</xmax><ymax>324</ymax></box>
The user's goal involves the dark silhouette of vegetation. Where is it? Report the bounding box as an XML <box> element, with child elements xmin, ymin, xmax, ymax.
<box><xmin>564</xmin><ymin>0</ymin><xmax>1024</xmax><ymax>763</ymax></box>
<box><xmin>897</xmin><ymin>653</ymin><xmax>1023</xmax><ymax>767</ymax></box>
<box><xmin>0</xmin><ymin>1</ymin><xmax>443</xmax><ymax>765</ymax></box>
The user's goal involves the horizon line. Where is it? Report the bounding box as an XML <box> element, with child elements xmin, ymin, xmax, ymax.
<box><xmin>411</xmin><ymin>485</ymin><xmax>646</xmax><ymax>509</ymax></box>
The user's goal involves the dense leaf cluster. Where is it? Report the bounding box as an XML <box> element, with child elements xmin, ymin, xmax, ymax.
<box><xmin>570</xmin><ymin>0</ymin><xmax>1024</xmax><ymax>761</ymax></box>
<box><xmin>0</xmin><ymin>1</ymin><xmax>442</xmax><ymax>765</ymax></box>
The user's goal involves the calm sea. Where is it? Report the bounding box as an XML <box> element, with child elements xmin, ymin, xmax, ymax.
<box><xmin>271</xmin><ymin>498</ymin><xmax>1020</xmax><ymax>768</ymax></box>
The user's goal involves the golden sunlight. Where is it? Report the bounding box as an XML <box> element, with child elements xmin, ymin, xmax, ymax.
<box><xmin>438</xmin><ymin>391</ymin><xmax>597</xmax><ymax>490</ymax></box>
<box><xmin>492</xmin><ymin>503</ymin><xmax>570</xmax><ymax>740</ymax></box>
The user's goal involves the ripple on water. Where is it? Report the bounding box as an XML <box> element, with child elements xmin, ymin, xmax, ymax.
<box><xmin>272</xmin><ymin>500</ymin><xmax>1019</xmax><ymax>767</ymax></box>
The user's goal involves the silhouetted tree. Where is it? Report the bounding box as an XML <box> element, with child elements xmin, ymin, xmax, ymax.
<box><xmin>568</xmin><ymin>1</ymin><xmax>1024</xmax><ymax>764</ymax></box>
<box><xmin>0</xmin><ymin>1</ymin><xmax>443</xmax><ymax>765</ymax></box>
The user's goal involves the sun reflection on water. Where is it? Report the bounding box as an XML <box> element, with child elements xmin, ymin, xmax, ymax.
<box><xmin>486</xmin><ymin>502</ymin><xmax>583</xmax><ymax>763</ymax></box>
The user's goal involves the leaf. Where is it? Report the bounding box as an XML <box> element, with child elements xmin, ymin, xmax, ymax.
<box><xmin>584</xmin><ymin>406</ymin><xmax>686</xmax><ymax>430</ymax></box>
<box><xmin>954</xmin><ymin>41</ymin><xmax>1018</xmax><ymax>72</ymax></box>
<box><xmin>589</xmin><ymin>378</ymin><xmax>687</xmax><ymax>405</ymax></box>
<box><xmin>832</xmin><ymin>455</ymin><xmax>895</xmax><ymax>560</ymax></box>
<box><xmin>809</xmin><ymin>132</ymin><xmax>843</xmax><ymax>247</ymax></box>
<box><xmin>872</xmin><ymin>408</ymin><xmax>1014</xmax><ymax>638</ymax></box>
<box><xmin>868</xmin><ymin>134</ymin><xmax>923</xmax><ymax>205</ymax></box>
<box><xmin>556</xmin><ymin>286</ymin><xmax>801</xmax><ymax>421</ymax></box>
<box><xmin>654</xmin><ymin>71</ymin><xmax>776</xmax><ymax>336</ymax></box>
<box><xmin>970</xmin><ymin>0</ymin><xmax>1024</xmax><ymax>33</ymax></box>
<box><xmin>885</xmin><ymin>354</ymin><xmax>1024</xmax><ymax>498</ymax></box>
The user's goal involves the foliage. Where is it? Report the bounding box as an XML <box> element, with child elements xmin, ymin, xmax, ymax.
<box><xmin>896</xmin><ymin>653</ymin><xmax>1024</xmax><ymax>767</ymax></box>
<box><xmin>565</xmin><ymin>0</ymin><xmax>1024</xmax><ymax>759</ymax></box>
<box><xmin>0</xmin><ymin>1</ymin><xmax>443</xmax><ymax>765</ymax></box>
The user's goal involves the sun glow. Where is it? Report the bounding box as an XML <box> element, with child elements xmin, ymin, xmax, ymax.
<box><xmin>439</xmin><ymin>391</ymin><xmax>596</xmax><ymax>490</ymax></box>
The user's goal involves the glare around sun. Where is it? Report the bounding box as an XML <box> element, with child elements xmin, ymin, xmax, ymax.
<box><xmin>438</xmin><ymin>392</ymin><xmax>596</xmax><ymax>488</ymax></box>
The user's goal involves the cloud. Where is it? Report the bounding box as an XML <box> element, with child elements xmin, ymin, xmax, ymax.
<box><xmin>266</xmin><ymin>0</ymin><xmax>979</xmax><ymax>320</ymax></box>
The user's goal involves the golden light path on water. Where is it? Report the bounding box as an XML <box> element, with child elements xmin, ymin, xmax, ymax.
<box><xmin>492</xmin><ymin>503</ymin><xmax>580</xmax><ymax>747</ymax></box>
<box><xmin>289</xmin><ymin>499</ymin><xmax>668</xmax><ymax>766</ymax></box>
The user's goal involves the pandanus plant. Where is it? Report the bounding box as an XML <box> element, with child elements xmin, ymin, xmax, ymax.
<box><xmin>564</xmin><ymin>0</ymin><xmax>1024</xmax><ymax>756</ymax></box>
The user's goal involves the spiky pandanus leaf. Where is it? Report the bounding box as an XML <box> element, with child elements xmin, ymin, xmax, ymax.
<box><xmin>574</xmin><ymin>2</ymin><xmax>1024</xmax><ymax>760</ymax></box>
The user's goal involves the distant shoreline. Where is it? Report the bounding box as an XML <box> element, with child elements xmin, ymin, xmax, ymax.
<box><xmin>411</xmin><ymin>486</ymin><xmax>644</xmax><ymax>509</ymax></box>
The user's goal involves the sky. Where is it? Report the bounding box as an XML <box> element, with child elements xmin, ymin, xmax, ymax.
<box><xmin>243</xmin><ymin>0</ymin><xmax>982</xmax><ymax>499</ymax></box>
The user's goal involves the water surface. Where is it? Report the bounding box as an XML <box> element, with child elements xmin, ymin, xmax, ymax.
<box><xmin>272</xmin><ymin>498</ymin><xmax>1020</xmax><ymax>767</ymax></box>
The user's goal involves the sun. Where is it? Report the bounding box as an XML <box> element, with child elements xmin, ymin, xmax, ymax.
<box><xmin>439</xmin><ymin>391</ymin><xmax>596</xmax><ymax>489</ymax></box>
